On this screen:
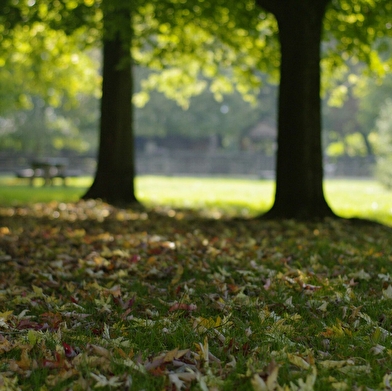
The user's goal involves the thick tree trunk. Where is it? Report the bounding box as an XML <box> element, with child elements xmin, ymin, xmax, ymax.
<box><xmin>82</xmin><ymin>9</ymin><xmax>138</xmax><ymax>206</ymax></box>
<box><xmin>258</xmin><ymin>1</ymin><xmax>335</xmax><ymax>219</ymax></box>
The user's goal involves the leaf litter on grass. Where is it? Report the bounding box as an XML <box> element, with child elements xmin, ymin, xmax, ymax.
<box><xmin>1</xmin><ymin>200</ymin><xmax>392</xmax><ymax>390</ymax></box>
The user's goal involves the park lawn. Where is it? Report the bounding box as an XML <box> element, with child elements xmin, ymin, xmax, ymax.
<box><xmin>0</xmin><ymin>177</ymin><xmax>392</xmax><ymax>390</ymax></box>
<box><xmin>1</xmin><ymin>175</ymin><xmax>392</xmax><ymax>224</ymax></box>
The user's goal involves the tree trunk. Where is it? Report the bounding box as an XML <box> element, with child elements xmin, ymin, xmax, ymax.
<box><xmin>359</xmin><ymin>131</ymin><xmax>374</xmax><ymax>156</ymax></box>
<box><xmin>258</xmin><ymin>0</ymin><xmax>335</xmax><ymax>219</ymax></box>
<box><xmin>82</xmin><ymin>8</ymin><xmax>138</xmax><ymax>206</ymax></box>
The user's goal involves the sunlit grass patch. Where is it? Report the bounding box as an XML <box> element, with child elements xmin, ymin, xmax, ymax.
<box><xmin>0</xmin><ymin>175</ymin><xmax>93</xmax><ymax>204</ymax></box>
<box><xmin>1</xmin><ymin>174</ymin><xmax>392</xmax><ymax>224</ymax></box>
<box><xmin>135</xmin><ymin>175</ymin><xmax>275</xmax><ymax>217</ymax></box>
<box><xmin>324</xmin><ymin>179</ymin><xmax>392</xmax><ymax>224</ymax></box>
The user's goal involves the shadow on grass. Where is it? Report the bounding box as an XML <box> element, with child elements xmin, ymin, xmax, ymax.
<box><xmin>1</xmin><ymin>200</ymin><xmax>391</xmax><ymax>263</ymax></box>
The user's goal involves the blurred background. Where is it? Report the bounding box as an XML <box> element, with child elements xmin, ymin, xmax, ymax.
<box><xmin>1</xmin><ymin>52</ymin><xmax>391</xmax><ymax>184</ymax></box>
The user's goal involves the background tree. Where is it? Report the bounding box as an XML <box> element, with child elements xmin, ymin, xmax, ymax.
<box><xmin>356</xmin><ymin>72</ymin><xmax>392</xmax><ymax>155</ymax></box>
<box><xmin>0</xmin><ymin>25</ymin><xmax>99</xmax><ymax>154</ymax></box>
<box><xmin>134</xmin><ymin>67</ymin><xmax>277</xmax><ymax>151</ymax></box>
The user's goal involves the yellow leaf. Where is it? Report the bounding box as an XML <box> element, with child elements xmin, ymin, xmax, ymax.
<box><xmin>251</xmin><ymin>374</ymin><xmax>268</xmax><ymax>391</ymax></box>
<box><xmin>317</xmin><ymin>301</ymin><xmax>328</xmax><ymax>312</ymax></box>
<box><xmin>287</xmin><ymin>353</ymin><xmax>310</xmax><ymax>369</ymax></box>
<box><xmin>196</xmin><ymin>336</ymin><xmax>209</xmax><ymax>365</ymax></box>
<box><xmin>175</xmin><ymin>349</ymin><xmax>190</xmax><ymax>359</ymax></box>
<box><xmin>16</xmin><ymin>348</ymin><xmax>31</xmax><ymax>370</ymax></box>
<box><xmin>88</xmin><ymin>344</ymin><xmax>111</xmax><ymax>358</ymax></box>
<box><xmin>27</xmin><ymin>330</ymin><xmax>38</xmax><ymax>346</ymax></box>
<box><xmin>331</xmin><ymin>382</ymin><xmax>348</xmax><ymax>390</ymax></box>
<box><xmin>338</xmin><ymin>365</ymin><xmax>371</xmax><ymax>375</ymax></box>
<box><xmin>251</xmin><ymin>364</ymin><xmax>280</xmax><ymax>391</ymax></box>
<box><xmin>32</xmin><ymin>285</ymin><xmax>44</xmax><ymax>296</ymax></box>
<box><xmin>266</xmin><ymin>365</ymin><xmax>280</xmax><ymax>390</ymax></box>
<box><xmin>318</xmin><ymin>359</ymin><xmax>354</xmax><ymax>369</ymax></box>
<box><xmin>0</xmin><ymin>336</ymin><xmax>12</xmax><ymax>353</ymax></box>
<box><xmin>193</xmin><ymin>316</ymin><xmax>221</xmax><ymax>331</ymax></box>
<box><xmin>170</xmin><ymin>264</ymin><xmax>184</xmax><ymax>286</ymax></box>
<box><xmin>383</xmin><ymin>374</ymin><xmax>392</xmax><ymax>389</ymax></box>
<box><xmin>0</xmin><ymin>310</ymin><xmax>13</xmax><ymax>328</ymax></box>
<box><xmin>164</xmin><ymin>348</ymin><xmax>179</xmax><ymax>363</ymax></box>
<box><xmin>0</xmin><ymin>310</ymin><xmax>13</xmax><ymax>319</ymax></box>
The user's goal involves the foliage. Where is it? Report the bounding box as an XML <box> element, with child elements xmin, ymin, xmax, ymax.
<box><xmin>323</xmin><ymin>60</ymin><xmax>392</xmax><ymax>158</ymax></box>
<box><xmin>1</xmin><ymin>200</ymin><xmax>392</xmax><ymax>390</ymax></box>
<box><xmin>356</xmin><ymin>72</ymin><xmax>392</xmax><ymax>148</ymax></box>
<box><xmin>134</xmin><ymin>68</ymin><xmax>277</xmax><ymax>148</ymax></box>
<box><xmin>0</xmin><ymin>95</ymin><xmax>99</xmax><ymax>154</ymax></box>
<box><xmin>374</xmin><ymin>99</ymin><xmax>392</xmax><ymax>188</ymax></box>
<box><xmin>1</xmin><ymin>0</ymin><xmax>279</xmax><ymax>106</ymax></box>
<box><xmin>0</xmin><ymin>22</ymin><xmax>99</xmax><ymax>113</ymax></box>
<box><xmin>2</xmin><ymin>0</ymin><xmax>391</xmax><ymax>158</ymax></box>
<box><xmin>0</xmin><ymin>18</ymin><xmax>100</xmax><ymax>154</ymax></box>
<box><xmin>324</xmin><ymin>0</ymin><xmax>392</xmax><ymax>76</ymax></box>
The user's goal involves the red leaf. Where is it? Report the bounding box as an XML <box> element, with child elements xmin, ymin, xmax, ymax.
<box><xmin>63</xmin><ymin>342</ymin><xmax>79</xmax><ymax>358</ymax></box>
<box><xmin>42</xmin><ymin>352</ymin><xmax>63</xmax><ymax>369</ymax></box>
<box><xmin>17</xmin><ymin>319</ymin><xmax>49</xmax><ymax>331</ymax></box>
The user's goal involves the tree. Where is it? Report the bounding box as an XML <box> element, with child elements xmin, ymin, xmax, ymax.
<box><xmin>1</xmin><ymin>0</ymin><xmax>139</xmax><ymax>205</ymax></box>
<box><xmin>4</xmin><ymin>0</ymin><xmax>390</xmax><ymax>215</ymax></box>
<box><xmin>81</xmin><ymin>2</ymin><xmax>137</xmax><ymax>205</ymax></box>
<box><xmin>253</xmin><ymin>0</ymin><xmax>332</xmax><ymax>219</ymax></box>
<box><xmin>255</xmin><ymin>0</ymin><xmax>391</xmax><ymax>219</ymax></box>
<box><xmin>1</xmin><ymin>0</ymin><xmax>266</xmax><ymax>206</ymax></box>
<box><xmin>82</xmin><ymin>0</ymin><xmax>273</xmax><ymax>205</ymax></box>
<box><xmin>356</xmin><ymin>72</ymin><xmax>392</xmax><ymax>153</ymax></box>
<box><xmin>0</xmin><ymin>23</ymin><xmax>99</xmax><ymax>154</ymax></box>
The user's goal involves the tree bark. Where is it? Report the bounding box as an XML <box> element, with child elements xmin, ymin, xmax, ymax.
<box><xmin>257</xmin><ymin>0</ymin><xmax>335</xmax><ymax>219</ymax></box>
<box><xmin>82</xmin><ymin>7</ymin><xmax>138</xmax><ymax>206</ymax></box>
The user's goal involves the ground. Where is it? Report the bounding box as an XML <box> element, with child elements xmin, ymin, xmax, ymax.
<box><xmin>1</xmin><ymin>201</ymin><xmax>392</xmax><ymax>390</ymax></box>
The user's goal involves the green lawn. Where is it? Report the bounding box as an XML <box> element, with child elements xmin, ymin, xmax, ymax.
<box><xmin>1</xmin><ymin>175</ymin><xmax>392</xmax><ymax>390</ymax></box>
<box><xmin>1</xmin><ymin>175</ymin><xmax>392</xmax><ymax>224</ymax></box>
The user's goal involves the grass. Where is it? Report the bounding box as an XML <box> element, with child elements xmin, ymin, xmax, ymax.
<box><xmin>1</xmin><ymin>175</ymin><xmax>392</xmax><ymax>224</ymax></box>
<box><xmin>1</xmin><ymin>175</ymin><xmax>392</xmax><ymax>390</ymax></box>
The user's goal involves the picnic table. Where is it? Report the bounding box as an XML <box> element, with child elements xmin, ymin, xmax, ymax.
<box><xmin>16</xmin><ymin>158</ymin><xmax>81</xmax><ymax>186</ymax></box>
